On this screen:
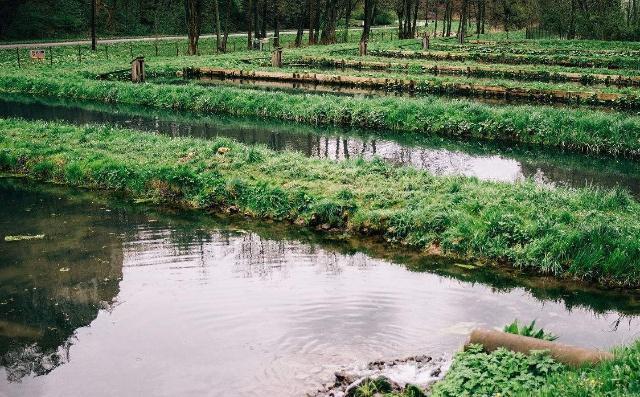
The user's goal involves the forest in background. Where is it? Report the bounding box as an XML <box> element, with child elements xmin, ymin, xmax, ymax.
<box><xmin>1</xmin><ymin>0</ymin><xmax>639</xmax><ymax>43</ymax></box>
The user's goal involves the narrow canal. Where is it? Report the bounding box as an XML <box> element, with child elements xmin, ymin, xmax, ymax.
<box><xmin>0</xmin><ymin>95</ymin><xmax>638</xmax><ymax>198</ymax></box>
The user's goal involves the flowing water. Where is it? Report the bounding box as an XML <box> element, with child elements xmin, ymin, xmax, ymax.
<box><xmin>1</xmin><ymin>178</ymin><xmax>639</xmax><ymax>397</ymax></box>
<box><xmin>1</xmin><ymin>95</ymin><xmax>639</xmax><ymax>198</ymax></box>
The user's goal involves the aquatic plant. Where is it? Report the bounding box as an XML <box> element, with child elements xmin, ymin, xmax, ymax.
<box><xmin>503</xmin><ymin>320</ymin><xmax>559</xmax><ymax>341</ymax></box>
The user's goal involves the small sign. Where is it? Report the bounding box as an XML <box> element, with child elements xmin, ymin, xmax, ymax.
<box><xmin>30</xmin><ymin>49</ymin><xmax>45</xmax><ymax>60</ymax></box>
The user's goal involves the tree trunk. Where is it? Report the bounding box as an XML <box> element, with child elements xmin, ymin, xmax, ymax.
<box><xmin>253</xmin><ymin>0</ymin><xmax>259</xmax><ymax>39</ymax></box>
<box><xmin>361</xmin><ymin>0</ymin><xmax>374</xmax><ymax>42</ymax></box>
<box><xmin>221</xmin><ymin>0</ymin><xmax>230</xmax><ymax>51</ymax></box>
<box><xmin>295</xmin><ymin>0</ymin><xmax>306</xmax><ymax>47</ymax></box>
<box><xmin>480</xmin><ymin>0</ymin><xmax>485</xmax><ymax>33</ymax></box>
<box><xmin>260</xmin><ymin>0</ymin><xmax>267</xmax><ymax>38</ymax></box>
<box><xmin>273</xmin><ymin>0</ymin><xmax>280</xmax><ymax>47</ymax></box>
<box><xmin>213</xmin><ymin>0</ymin><xmax>221</xmax><ymax>52</ymax></box>
<box><xmin>320</xmin><ymin>0</ymin><xmax>338</xmax><ymax>44</ymax></box>
<box><xmin>309</xmin><ymin>0</ymin><xmax>317</xmax><ymax>44</ymax></box>
<box><xmin>185</xmin><ymin>0</ymin><xmax>201</xmax><ymax>55</ymax></box>
<box><xmin>344</xmin><ymin>0</ymin><xmax>353</xmax><ymax>42</ymax></box>
<box><xmin>314</xmin><ymin>0</ymin><xmax>321</xmax><ymax>41</ymax></box>
<box><xmin>459</xmin><ymin>0</ymin><xmax>467</xmax><ymax>44</ymax></box>
<box><xmin>412</xmin><ymin>0</ymin><xmax>419</xmax><ymax>36</ymax></box>
<box><xmin>568</xmin><ymin>0</ymin><xmax>576</xmax><ymax>39</ymax></box>
<box><xmin>433</xmin><ymin>0</ymin><xmax>438</xmax><ymax>36</ymax></box>
<box><xmin>247</xmin><ymin>0</ymin><xmax>253</xmax><ymax>49</ymax></box>
<box><xmin>91</xmin><ymin>0</ymin><xmax>97</xmax><ymax>50</ymax></box>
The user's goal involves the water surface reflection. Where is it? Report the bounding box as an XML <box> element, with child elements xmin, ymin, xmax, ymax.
<box><xmin>0</xmin><ymin>95</ymin><xmax>638</xmax><ymax>197</ymax></box>
<box><xmin>1</xmin><ymin>179</ymin><xmax>639</xmax><ymax>397</ymax></box>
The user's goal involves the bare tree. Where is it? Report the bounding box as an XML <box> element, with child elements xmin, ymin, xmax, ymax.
<box><xmin>91</xmin><ymin>0</ymin><xmax>97</xmax><ymax>50</ymax></box>
<box><xmin>184</xmin><ymin>0</ymin><xmax>202</xmax><ymax>55</ymax></box>
<box><xmin>361</xmin><ymin>0</ymin><xmax>376</xmax><ymax>42</ymax></box>
<box><xmin>247</xmin><ymin>0</ymin><xmax>254</xmax><ymax>49</ymax></box>
<box><xmin>213</xmin><ymin>0</ymin><xmax>221</xmax><ymax>52</ymax></box>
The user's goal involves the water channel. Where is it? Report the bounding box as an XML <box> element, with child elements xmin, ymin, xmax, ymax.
<box><xmin>0</xmin><ymin>95</ymin><xmax>638</xmax><ymax>198</ymax></box>
<box><xmin>1</xmin><ymin>178</ymin><xmax>639</xmax><ymax>397</ymax></box>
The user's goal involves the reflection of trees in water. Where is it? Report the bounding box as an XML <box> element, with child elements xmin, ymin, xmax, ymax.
<box><xmin>213</xmin><ymin>232</ymin><xmax>374</xmax><ymax>279</ymax></box>
<box><xmin>0</xmin><ymin>182</ymin><xmax>124</xmax><ymax>382</ymax></box>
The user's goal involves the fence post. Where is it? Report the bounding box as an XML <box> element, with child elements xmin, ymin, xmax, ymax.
<box><xmin>77</xmin><ymin>46</ymin><xmax>81</xmax><ymax>62</ymax></box>
<box><xmin>130</xmin><ymin>45</ymin><xmax>133</xmax><ymax>58</ymax></box>
<box><xmin>105</xmin><ymin>44</ymin><xmax>108</xmax><ymax>60</ymax></box>
<box><xmin>49</xmin><ymin>47</ymin><xmax>53</xmax><ymax>65</ymax></box>
<box><xmin>16</xmin><ymin>48</ymin><xmax>20</xmax><ymax>68</ymax></box>
<box><xmin>155</xmin><ymin>41</ymin><xmax>158</xmax><ymax>57</ymax></box>
<box><xmin>176</xmin><ymin>43</ymin><xmax>179</xmax><ymax>56</ymax></box>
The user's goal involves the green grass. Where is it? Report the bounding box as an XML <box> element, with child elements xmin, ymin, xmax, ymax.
<box><xmin>1</xmin><ymin>118</ymin><xmax>639</xmax><ymax>287</ymax></box>
<box><xmin>1</xmin><ymin>66</ymin><xmax>639</xmax><ymax>157</ymax></box>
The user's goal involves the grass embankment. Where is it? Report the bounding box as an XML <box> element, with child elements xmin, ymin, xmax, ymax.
<box><xmin>1</xmin><ymin>71</ymin><xmax>640</xmax><ymax>158</ymax></box>
<box><xmin>186</xmin><ymin>66</ymin><xmax>640</xmax><ymax>109</ymax></box>
<box><xmin>295</xmin><ymin>56</ymin><xmax>640</xmax><ymax>87</ymax></box>
<box><xmin>1</xmin><ymin>118</ymin><xmax>639</xmax><ymax>287</ymax></box>
<box><xmin>368</xmin><ymin>47</ymin><xmax>640</xmax><ymax>69</ymax></box>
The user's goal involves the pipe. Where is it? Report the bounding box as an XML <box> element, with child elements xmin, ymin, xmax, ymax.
<box><xmin>466</xmin><ymin>328</ymin><xmax>614</xmax><ymax>367</ymax></box>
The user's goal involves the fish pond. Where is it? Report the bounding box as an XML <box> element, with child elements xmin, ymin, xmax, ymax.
<box><xmin>1</xmin><ymin>178</ymin><xmax>639</xmax><ymax>397</ymax></box>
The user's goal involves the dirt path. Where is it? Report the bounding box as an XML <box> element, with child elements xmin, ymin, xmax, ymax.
<box><xmin>0</xmin><ymin>27</ymin><xmax>391</xmax><ymax>49</ymax></box>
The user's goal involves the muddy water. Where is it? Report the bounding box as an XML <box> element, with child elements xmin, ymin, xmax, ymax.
<box><xmin>1</xmin><ymin>179</ymin><xmax>640</xmax><ymax>397</ymax></box>
<box><xmin>1</xmin><ymin>95</ymin><xmax>639</xmax><ymax>198</ymax></box>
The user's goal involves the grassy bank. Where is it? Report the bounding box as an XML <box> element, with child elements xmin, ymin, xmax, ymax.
<box><xmin>1</xmin><ymin>118</ymin><xmax>639</xmax><ymax>287</ymax></box>
<box><xmin>1</xmin><ymin>71</ymin><xmax>640</xmax><ymax>158</ymax></box>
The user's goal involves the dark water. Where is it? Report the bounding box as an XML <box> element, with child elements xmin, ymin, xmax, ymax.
<box><xmin>1</xmin><ymin>179</ymin><xmax>640</xmax><ymax>397</ymax></box>
<box><xmin>0</xmin><ymin>95</ymin><xmax>639</xmax><ymax>198</ymax></box>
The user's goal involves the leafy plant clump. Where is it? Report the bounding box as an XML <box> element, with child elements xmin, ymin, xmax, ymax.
<box><xmin>504</xmin><ymin>320</ymin><xmax>559</xmax><ymax>341</ymax></box>
<box><xmin>430</xmin><ymin>344</ymin><xmax>565</xmax><ymax>397</ymax></box>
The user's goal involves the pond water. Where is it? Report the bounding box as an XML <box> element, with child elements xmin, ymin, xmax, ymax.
<box><xmin>1</xmin><ymin>95</ymin><xmax>639</xmax><ymax>198</ymax></box>
<box><xmin>1</xmin><ymin>178</ymin><xmax>639</xmax><ymax>397</ymax></box>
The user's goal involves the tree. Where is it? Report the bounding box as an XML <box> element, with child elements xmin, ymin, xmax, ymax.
<box><xmin>247</xmin><ymin>0</ymin><xmax>254</xmax><ymax>49</ymax></box>
<box><xmin>361</xmin><ymin>0</ymin><xmax>376</xmax><ymax>42</ymax></box>
<box><xmin>396</xmin><ymin>0</ymin><xmax>420</xmax><ymax>39</ymax></box>
<box><xmin>459</xmin><ymin>0</ymin><xmax>468</xmax><ymax>43</ymax></box>
<box><xmin>320</xmin><ymin>0</ymin><xmax>339</xmax><ymax>44</ymax></box>
<box><xmin>184</xmin><ymin>0</ymin><xmax>201</xmax><ymax>55</ymax></box>
<box><xmin>91</xmin><ymin>0</ymin><xmax>97</xmax><ymax>50</ymax></box>
<box><xmin>213</xmin><ymin>0</ymin><xmax>221</xmax><ymax>52</ymax></box>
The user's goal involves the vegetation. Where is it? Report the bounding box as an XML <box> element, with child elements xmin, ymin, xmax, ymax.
<box><xmin>1</xmin><ymin>64</ymin><xmax>640</xmax><ymax>157</ymax></box>
<box><xmin>1</xmin><ymin>118</ymin><xmax>639</xmax><ymax>287</ymax></box>
<box><xmin>524</xmin><ymin>340</ymin><xmax>640</xmax><ymax>397</ymax></box>
<box><xmin>428</xmin><ymin>339</ymin><xmax>640</xmax><ymax>397</ymax></box>
<box><xmin>3</xmin><ymin>0</ymin><xmax>640</xmax><ymax>44</ymax></box>
<box><xmin>503</xmin><ymin>319</ymin><xmax>558</xmax><ymax>341</ymax></box>
<box><xmin>430</xmin><ymin>344</ymin><xmax>565</xmax><ymax>397</ymax></box>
